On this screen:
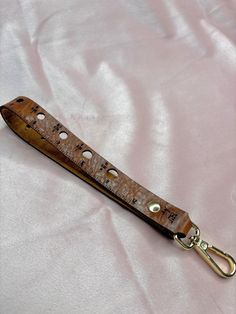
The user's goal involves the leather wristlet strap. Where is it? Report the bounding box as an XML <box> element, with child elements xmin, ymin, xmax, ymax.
<box><xmin>0</xmin><ymin>96</ymin><xmax>192</xmax><ymax>238</ymax></box>
<box><xmin>1</xmin><ymin>96</ymin><xmax>235</xmax><ymax>278</ymax></box>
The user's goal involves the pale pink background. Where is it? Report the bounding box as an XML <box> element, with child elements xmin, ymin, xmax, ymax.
<box><xmin>0</xmin><ymin>1</ymin><xmax>236</xmax><ymax>313</ymax></box>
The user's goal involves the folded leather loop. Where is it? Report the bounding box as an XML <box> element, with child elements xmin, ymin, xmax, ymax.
<box><xmin>0</xmin><ymin>96</ymin><xmax>193</xmax><ymax>239</ymax></box>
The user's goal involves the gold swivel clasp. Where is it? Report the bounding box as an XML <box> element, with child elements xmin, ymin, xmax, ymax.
<box><xmin>174</xmin><ymin>223</ymin><xmax>236</xmax><ymax>278</ymax></box>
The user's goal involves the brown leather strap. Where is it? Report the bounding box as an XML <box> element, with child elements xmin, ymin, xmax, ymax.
<box><xmin>0</xmin><ymin>96</ymin><xmax>193</xmax><ymax>238</ymax></box>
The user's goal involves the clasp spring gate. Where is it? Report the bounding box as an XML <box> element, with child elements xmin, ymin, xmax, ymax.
<box><xmin>174</xmin><ymin>223</ymin><xmax>236</xmax><ymax>278</ymax></box>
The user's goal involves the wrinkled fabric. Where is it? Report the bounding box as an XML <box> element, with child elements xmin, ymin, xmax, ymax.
<box><xmin>0</xmin><ymin>1</ymin><xmax>236</xmax><ymax>313</ymax></box>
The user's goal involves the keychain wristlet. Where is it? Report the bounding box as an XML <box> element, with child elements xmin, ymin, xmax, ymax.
<box><xmin>1</xmin><ymin>96</ymin><xmax>235</xmax><ymax>278</ymax></box>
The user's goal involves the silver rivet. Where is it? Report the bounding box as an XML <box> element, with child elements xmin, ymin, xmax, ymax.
<box><xmin>148</xmin><ymin>202</ymin><xmax>161</xmax><ymax>213</ymax></box>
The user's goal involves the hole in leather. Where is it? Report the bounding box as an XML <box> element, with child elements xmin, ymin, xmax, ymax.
<box><xmin>37</xmin><ymin>113</ymin><xmax>45</xmax><ymax>120</ymax></box>
<box><xmin>82</xmin><ymin>150</ymin><xmax>92</xmax><ymax>159</ymax></box>
<box><xmin>107</xmin><ymin>169</ymin><xmax>118</xmax><ymax>178</ymax></box>
<box><xmin>0</xmin><ymin>108</ymin><xmax>90</xmax><ymax>183</ymax></box>
<box><xmin>59</xmin><ymin>131</ymin><xmax>68</xmax><ymax>140</ymax></box>
<box><xmin>16</xmin><ymin>98</ymin><xmax>24</xmax><ymax>103</ymax></box>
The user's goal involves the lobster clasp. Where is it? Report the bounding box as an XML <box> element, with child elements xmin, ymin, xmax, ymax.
<box><xmin>193</xmin><ymin>237</ymin><xmax>236</xmax><ymax>278</ymax></box>
<box><xmin>174</xmin><ymin>223</ymin><xmax>236</xmax><ymax>278</ymax></box>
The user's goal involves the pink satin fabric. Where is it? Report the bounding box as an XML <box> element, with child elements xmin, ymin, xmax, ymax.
<box><xmin>0</xmin><ymin>1</ymin><xmax>236</xmax><ymax>313</ymax></box>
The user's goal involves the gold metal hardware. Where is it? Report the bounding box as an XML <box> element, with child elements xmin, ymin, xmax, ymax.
<box><xmin>174</xmin><ymin>223</ymin><xmax>236</xmax><ymax>278</ymax></box>
<box><xmin>147</xmin><ymin>202</ymin><xmax>161</xmax><ymax>213</ymax></box>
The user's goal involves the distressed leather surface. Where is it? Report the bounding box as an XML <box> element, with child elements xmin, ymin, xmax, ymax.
<box><xmin>0</xmin><ymin>1</ymin><xmax>236</xmax><ymax>313</ymax></box>
<box><xmin>1</xmin><ymin>96</ymin><xmax>193</xmax><ymax>238</ymax></box>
